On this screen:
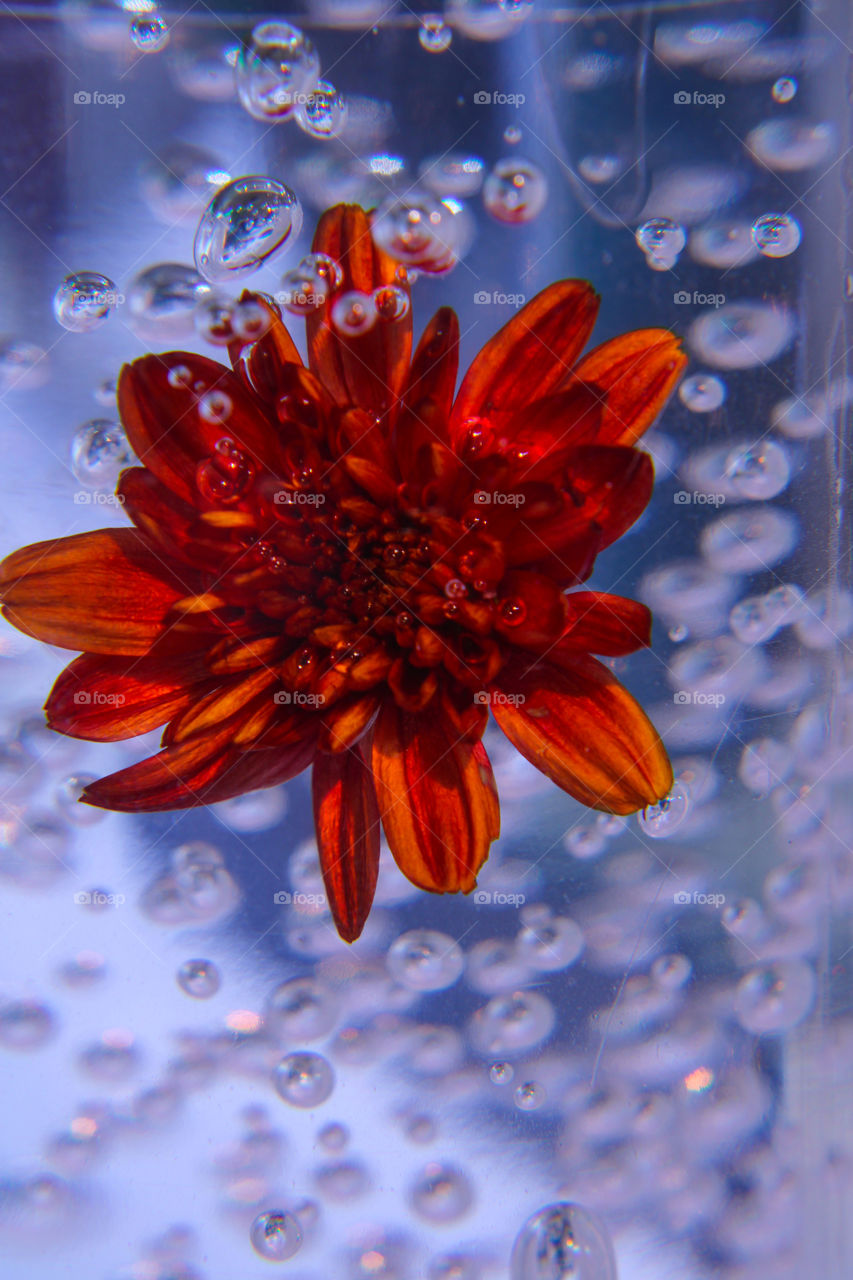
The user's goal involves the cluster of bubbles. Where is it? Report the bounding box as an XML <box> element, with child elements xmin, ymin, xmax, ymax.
<box><xmin>235</xmin><ymin>21</ymin><xmax>346</xmax><ymax>140</ymax></box>
<box><xmin>635</xmin><ymin>217</ymin><xmax>686</xmax><ymax>271</ymax></box>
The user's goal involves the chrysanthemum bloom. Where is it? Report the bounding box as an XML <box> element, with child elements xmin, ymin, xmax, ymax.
<box><xmin>0</xmin><ymin>205</ymin><xmax>685</xmax><ymax>940</ymax></box>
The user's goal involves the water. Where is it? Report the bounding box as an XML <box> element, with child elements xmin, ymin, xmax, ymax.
<box><xmin>0</xmin><ymin>2</ymin><xmax>849</xmax><ymax>1278</ymax></box>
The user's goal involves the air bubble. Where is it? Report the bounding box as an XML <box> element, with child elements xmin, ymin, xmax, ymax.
<box><xmin>235</xmin><ymin>22</ymin><xmax>320</xmax><ymax>122</ymax></box>
<box><xmin>679</xmin><ymin>373</ymin><xmax>726</xmax><ymax>412</ymax></box>
<box><xmin>126</xmin><ymin>263</ymin><xmax>211</xmax><ymax>337</ymax></box>
<box><xmin>751</xmin><ymin>212</ymin><xmax>801</xmax><ymax>258</ymax></box>
<box><xmin>419</xmin><ymin>153</ymin><xmax>485</xmax><ymax>198</ymax></box>
<box><xmin>194</xmin><ymin>176</ymin><xmax>302</xmax><ymax>283</ymax></box>
<box><xmin>688</xmin><ymin>302</ymin><xmax>795</xmax><ymax>370</ymax></box>
<box><xmin>273</xmin><ymin>1051</ymin><xmax>335</xmax><ymax>1107</ymax></box>
<box><xmin>0</xmin><ymin>338</ymin><xmax>47</xmax><ymax>392</ymax></box>
<box><xmin>371</xmin><ymin>192</ymin><xmax>461</xmax><ymax>270</ymax></box>
<box><xmin>419</xmin><ymin>15</ymin><xmax>452</xmax><ymax>52</ymax></box>
<box><xmin>53</xmin><ymin>272</ymin><xmax>118</xmax><ymax>332</ymax></box>
<box><xmin>483</xmin><ymin>159</ymin><xmax>547</xmax><ymax>225</ymax></box>
<box><xmin>510</xmin><ymin>1202</ymin><xmax>617</xmax><ymax>1280</ymax></box>
<box><xmin>578</xmin><ymin>154</ymin><xmax>623</xmax><ymax>185</ymax></box>
<box><xmin>636</xmin><ymin>217</ymin><xmax>686</xmax><ymax>270</ymax></box>
<box><xmin>514</xmin><ymin>1081</ymin><xmax>546</xmax><ymax>1111</ymax></box>
<box><xmin>638</xmin><ymin>781</ymin><xmax>690</xmax><ymax>838</ymax></box>
<box><xmin>409</xmin><ymin>1163</ymin><xmax>473</xmax><ymax>1222</ymax></box>
<box><xmin>295</xmin><ymin>81</ymin><xmax>347</xmax><ymax>139</ymax></box>
<box><xmin>746</xmin><ymin>118</ymin><xmax>835</xmax><ymax>171</ymax></box>
<box><xmin>772</xmin><ymin>76</ymin><xmax>797</xmax><ymax>102</ymax></box>
<box><xmin>373</xmin><ymin>284</ymin><xmax>410</xmax><ymax>321</ymax></box>
<box><xmin>198</xmin><ymin>390</ymin><xmax>233</xmax><ymax>425</ymax></box>
<box><xmin>130</xmin><ymin>13</ymin><xmax>169</xmax><ymax>52</ymax></box>
<box><xmin>733</xmin><ymin>960</ymin><xmax>816</xmax><ymax>1033</ymax></box>
<box><xmin>250</xmin><ymin>1210</ymin><xmax>303</xmax><ymax>1261</ymax></box>
<box><xmin>70</xmin><ymin>420</ymin><xmax>132</xmax><ymax>489</ymax></box>
<box><xmin>725</xmin><ymin>439</ymin><xmax>790</xmax><ymax>499</ymax></box>
<box><xmin>387</xmin><ymin>929</ymin><xmax>465</xmax><ymax>991</ymax></box>
<box><xmin>331</xmin><ymin>290</ymin><xmax>378</xmax><ymax>337</ymax></box>
<box><xmin>176</xmin><ymin>959</ymin><xmax>221</xmax><ymax>998</ymax></box>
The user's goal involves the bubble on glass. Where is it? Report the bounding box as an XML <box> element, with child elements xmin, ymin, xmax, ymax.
<box><xmin>689</xmin><ymin>220</ymin><xmax>760</xmax><ymax>269</ymax></box>
<box><xmin>688</xmin><ymin>302</ymin><xmax>795</xmax><ymax>370</ymax></box>
<box><xmin>130</xmin><ymin>12</ymin><xmax>169</xmax><ymax>52</ymax></box>
<box><xmin>725</xmin><ymin>439</ymin><xmax>791</xmax><ymax>499</ymax></box>
<box><xmin>419</xmin><ymin>153</ymin><xmax>485</xmax><ymax>199</ymax></box>
<box><xmin>465</xmin><ymin>938</ymin><xmax>531</xmax><ymax>995</ymax></box>
<box><xmin>213</xmin><ymin>787</ymin><xmax>286</xmax><ymax>832</ymax></box>
<box><xmin>266</xmin><ymin>976</ymin><xmax>339</xmax><ymax>1040</ymax></box>
<box><xmin>738</xmin><ymin>738</ymin><xmax>794</xmax><ymax>794</ymax></box>
<box><xmin>510</xmin><ymin>1201</ymin><xmax>617</xmax><ymax>1280</ymax></box>
<box><xmin>700</xmin><ymin>507</ymin><xmax>798</xmax><ymax>573</ymax></box>
<box><xmin>469</xmin><ymin>990</ymin><xmax>556</xmax><ymax>1056</ymax></box>
<box><xmin>651</xmin><ymin>953</ymin><xmax>692</xmax><ymax>990</ymax></box>
<box><xmin>636</xmin><ymin>217</ymin><xmax>686</xmax><ymax>270</ymax></box>
<box><xmin>770</xmin><ymin>394</ymin><xmax>827</xmax><ymax>439</ymax></box>
<box><xmin>176</xmin><ymin>958</ymin><xmax>221</xmax><ymax>999</ymax></box>
<box><xmin>0</xmin><ymin>999</ymin><xmax>55</xmax><ymax>1050</ymax></box>
<box><xmin>514</xmin><ymin>1081</ymin><xmax>546</xmax><ymax>1111</ymax></box>
<box><xmin>126</xmin><ymin>263</ymin><xmax>211</xmax><ymax>337</ymax></box>
<box><xmin>79</xmin><ymin>1030</ymin><xmax>139</xmax><ymax>1080</ymax></box>
<box><xmin>193</xmin><ymin>293</ymin><xmax>236</xmax><ymax>345</ymax></box>
<box><xmin>654</xmin><ymin>19</ymin><xmax>767</xmax><ymax>66</ymax></box>
<box><xmin>409</xmin><ymin>1162</ymin><xmax>473</xmax><ymax>1222</ymax></box>
<box><xmin>169</xmin><ymin>39</ymin><xmax>237</xmax><ymax>102</ymax></box>
<box><xmin>371</xmin><ymin>192</ymin><xmax>462</xmax><ymax>270</ymax></box>
<box><xmin>563</xmin><ymin>825</ymin><xmax>608</xmax><ymax>860</ymax></box>
<box><xmin>577</xmin><ymin>154</ymin><xmax>623</xmax><ymax>185</ymax></box>
<box><xmin>483</xmin><ymin>159</ymin><xmax>548</xmax><ymax>225</ymax></box>
<box><xmin>295</xmin><ymin>81</ymin><xmax>347</xmax><ymax>138</ymax></box>
<box><xmin>419</xmin><ymin>15</ymin><xmax>452</xmax><ymax>52</ymax></box>
<box><xmin>447</xmin><ymin>0</ymin><xmax>530</xmax><ymax>41</ymax></box>
<box><xmin>746</xmin><ymin>119</ymin><xmax>835</xmax><ymax>171</ymax></box>
<box><xmin>503</xmin><ymin>124</ymin><xmax>522</xmax><ymax>145</ymax></box>
<box><xmin>794</xmin><ymin>588</ymin><xmax>853</xmax><ymax>650</ymax></box>
<box><xmin>274</xmin><ymin>1051</ymin><xmax>335</xmax><ymax>1107</ymax></box>
<box><xmin>679</xmin><ymin>372</ymin><xmax>726</xmax><ymax>412</ymax></box>
<box><xmin>386</xmin><ymin>929</ymin><xmax>465</xmax><ymax>991</ymax></box>
<box><xmin>141</xmin><ymin>142</ymin><xmax>230</xmax><ymax>223</ymax></box>
<box><xmin>516</xmin><ymin>917</ymin><xmax>584</xmax><ymax>971</ymax></box>
<box><xmin>330</xmin><ymin>290</ymin><xmax>378</xmax><ymax>337</ymax></box>
<box><xmin>0</xmin><ymin>338</ymin><xmax>47</xmax><ymax>392</ymax></box>
<box><xmin>53</xmin><ymin>272</ymin><xmax>118</xmax><ymax>332</ymax></box>
<box><xmin>250</xmin><ymin>1209</ymin><xmax>303</xmax><ymax>1261</ymax></box>
<box><xmin>490</xmin><ymin>1061</ymin><xmax>514</xmax><ymax>1085</ymax></box>
<box><xmin>194</xmin><ymin>176</ymin><xmax>303</xmax><ymax>283</ymax></box>
<box><xmin>55</xmin><ymin>773</ymin><xmax>104</xmax><ymax>825</ymax></box>
<box><xmin>771</xmin><ymin>76</ymin><xmax>797</xmax><ymax>102</ymax></box>
<box><xmin>235</xmin><ymin>21</ymin><xmax>321</xmax><ymax>122</ymax></box>
<box><xmin>733</xmin><ymin>960</ymin><xmax>816</xmax><ymax>1033</ymax></box>
<box><xmin>70</xmin><ymin>420</ymin><xmax>133</xmax><ymax>489</ymax></box>
<box><xmin>318</xmin><ymin>1121</ymin><xmax>349</xmax><ymax>1152</ymax></box>
<box><xmin>638</xmin><ymin>781</ymin><xmax>690</xmax><ymax>838</ymax></box>
<box><xmin>751</xmin><ymin>212</ymin><xmax>801</xmax><ymax>258</ymax></box>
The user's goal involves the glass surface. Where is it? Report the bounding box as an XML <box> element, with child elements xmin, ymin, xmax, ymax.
<box><xmin>0</xmin><ymin>2</ymin><xmax>850</xmax><ymax>1278</ymax></box>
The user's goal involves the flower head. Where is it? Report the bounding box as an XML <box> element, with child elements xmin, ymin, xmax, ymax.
<box><xmin>0</xmin><ymin>204</ymin><xmax>685</xmax><ymax>941</ymax></box>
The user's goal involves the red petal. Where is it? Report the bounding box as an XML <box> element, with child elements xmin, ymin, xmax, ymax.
<box><xmin>497</xmin><ymin>382</ymin><xmax>603</xmax><ymax>485</ymax></box>
<box><xmin>494</xmin><ymin>570</ymin><xmax>568</xmax><ymax>648</ymax></box>
<box><xmin>82</xmin><ymin>725</ymin><xmax>316</xmax><ymax>811</ymax></box>
<box><xmin>45</xmin><ymin>650</ymin><xmax>214</xmax><ymax>741</ymax></box>
<box><xmin>118</xmin><ymin>352</ymin><xmax>283</xmax><ymax>506</ymax></box>
<box><xmin>569</xmin><ymin>330</ymin><xmax>686</xmax><ymax>446</ymax></box>
<box><xmin>450</xmin><ymin>281</ymin><xmax>599</xmax><ymax>431</ymax></box>
<box><xmin>394</xmin><ymin>307</ymin><xmax>459</xmax><ymax>479</ymax></box>
<box><xmin>371</xmin><ymin>699</ymin><xmax>500</xmax><ymax>893</ymax></box>
<box><xmin>312</xmin><ymin>744</ymin><xmax>381</xmax><ymax>942</ymax></box>
<box><xmin>565</xmin><ymin>445</ymin><xmax>653</xmax><ymax>548</ymax></box>
<box><xmin>306</xmin><ymin>204</ymin><xmax>412</xmax><ymax>421</ymax></box>
<box><xmin>491</xmin><ymin>654</ymin><xmax>672</xmax><ymax>814</ymax></box>
<box><xmin>0</xmin><ymin>529</ymin><xmax>193</xmax><ymax>655</ymax></box>
<box><xmin>228</xmin><ymin>291</ymin><xmax>301</xmax><ymax>372</ymax></box>
<box><xmin>553</xmin><ymin>592</ymin><xmax>652</xmax><ymax>658</ymax></box>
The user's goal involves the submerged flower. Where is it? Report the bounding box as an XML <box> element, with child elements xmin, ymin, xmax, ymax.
<box><xmin>0</xmin><ymin>205</ymin><xmax>685</xmax><ymax>941</ymax></box>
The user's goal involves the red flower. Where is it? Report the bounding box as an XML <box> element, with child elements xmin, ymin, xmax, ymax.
<box><xmin>0</xmin><ymin>204</ymin><xmax>685</xmax><ymax>941</ymax></box>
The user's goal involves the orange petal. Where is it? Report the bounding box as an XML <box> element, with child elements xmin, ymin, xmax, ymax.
<box><xmin>118</xmin><ymin>352</ymin><xmax>284</xmax><ymax>506</ymax></box>
<box><xmin>569</xmin><ymin>330</ymin><xmax>687</xmax><ymax>446</ymax></box>
<box><xmin>82</xmin><ymin>725</ymin><xmax>316</xmax><ymax>812</ymax></box>
<box><xmin>553</xmin><ymin>592</ymin><xmax>652</xmax><ymax>658</ymax></box>
<box><xmin>394</xmin><ymin>307</ymin><xmax>459</xmax><ymax>479</ymax></box>
<box><xmin>228</xmin><ymin>290</ymin><xmax>302</xmax><ymax>372</ymax></box>
<box><xmin>45</xmin><ymin>650</ymin><xmax>214</xmax><ymax>741</ymax></box>
<box><xmin>450</xmin><ymin>281</ymin><xmax>599</xmax><ymax>430</ymax></box>
<box><xmin>0</xmin><ymin>529</ymin><xmax>193</xmax><ymax>655</ymax></box>
<box><xmin>371</xmin><ymin>699</ymin><xmax>500</xmax><ymax>893</ymax></box>
<box><xmin>306</xmin><ymin>204</ymin><xmax>412</xmax><ymax>421</ymax></box>
<box><xmin>491</xmin><ymin>654</ymin><xmax>672</xmax><ymax>814</ymax></box>
<box><xmin>312</xmin><ymin>744</ymin><xmax>381</xmax><ymax>942</ymax></box>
